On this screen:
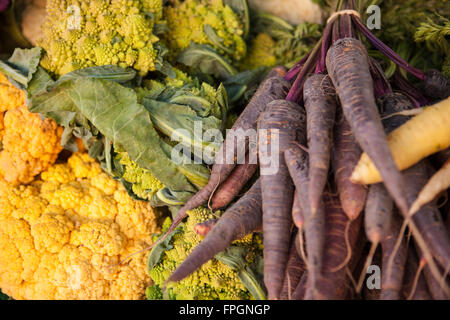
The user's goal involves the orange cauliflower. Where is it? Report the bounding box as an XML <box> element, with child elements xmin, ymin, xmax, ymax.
<box><xmin>0</xmin><ymin>73</ymin><xmax>63</xmax><ymax>185</ymax></box>
<box><xmin>0</xmin><ymin>152</ymin><xmax>161</xmax><ymax>300</ymax></box>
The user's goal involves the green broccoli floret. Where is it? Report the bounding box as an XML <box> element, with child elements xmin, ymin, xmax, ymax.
<box><xmin>163</xmin><ymin>0</ymin><xmax>247</xmax><ymax>65</ymax></box>
<box><xmin>148</xmin><ymin>207</ymin><xmax>264</xmax><ymax>300</ymax></box>
<box><xmin>38</xmin><ymin>0</ymin><xmax>164</xmax><ymax>76</ymax></box>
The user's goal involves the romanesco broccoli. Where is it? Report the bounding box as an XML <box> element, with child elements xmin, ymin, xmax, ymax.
<box><xmin>163</xmin><ymin>0</ymin><xmax>247</xmax><ymax>65</ymax></box>
<box><xmin>117</xmin><ymin>151</ymin><xmax>165</xmax><ymax>201</ymax></box>
<box><xmin>147</xmin><ymin>207</ymin><xmax>264</xmax><ymax>300</ymax></box>
<box><xmin>37</xmin><ymin>0</ymin><xmax>164</xmax><ymax>76</ymax></box>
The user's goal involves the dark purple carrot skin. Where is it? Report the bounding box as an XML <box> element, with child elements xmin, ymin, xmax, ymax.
<box><xmin>284</xmin><ymin>146</ymin><xmax>326</xmax><ymax>300</ymax></box>
<box><xmin>425</xmin><ymin>264</ymin><xmax>450</xmax><ymax>300</ymax></box>
<box><xmin>403</xmin><ymin>162</ymin><xmax>450</xmax><ymax>271</ymax></box>
<box><xmin>313</xmin><ymin>192</ymin><xmax>362</xmax><ymax>300</ymax></box>
<box><xmin>445</xmin><ymin>199</ymin><xmax>450</xmax><ymax>234</ymax></box>
<box><xmin>361</xmin><ymin>92</ymin><xmax>412</xmax><ymax>283</ymax></box>
<box><xmin>422</xmin><ymin>262</ymin><xmax>449</xmax><ymax>300</ymax></box>
<box><xmin>360</xmin><ymin>246</ymin><xmax>382</xmax><ymax>300</ymax></box>
<box><xmin>292</xmin><ymin>190</ymin><xmax>304</xmax><ymax>229</ymax></box>
<box><xmin>163</xmin><ymin>67</ymin><xmax>290</xmax><ymax>242</ymax></box>
<box><xmin>211</xmin><ymin>157</ymin><xmax>258</xmax><ymax>210</ymax></box>
<box><xmin>423</xmin><ymin>69</ymin><xmax>450</xmax><ymax>100</ymax></box>
<box><xmin>258</xmin><ymin>100</ymin><xmax>306</xmax><ymax>300</ymax></box>
<box><xmin>280</xmin><ymin>235</ymin><xmax>306</xmax><ymax>300</ymax></box>
<box><xmin>291</xmin><ymin>272</ymin><xmax>308</xmax><ymax>300</ymax></box>
<box><xmin>168</xmin><ymin>180</ymin><xmax>263</xmax><ymax>283</ymax></box>
<box><xmin>365</xmin><ymin>183</ymin><xmax>393</xmax><ymax>245</ymax></box>
<box><xmin>326</xmin><ymin>37</ymin><xmax>409</xmax><ymax>216</ymax></box>
<box><xmin>357</xmin><ymin>182</ymin><xmax>393</xmax><ymax>294</ymax></box>
<box><xmin>332</xmin><ymin>112</ymin><xmax>367</xmax><ymax>220</ymax></box>
<box><xmin>431</xmin><ymin>147</ymin><xmax>450</xmax><ymax>169</ymax></box>
<box><xmin>380</xmin><ymin>213</ymin><xmax>408</xmax><ymax>300</ymax></box>
<box><xmin>379</xmin><ymin>92</ymin><xmax>415</xmax><ymax>134</ymax></box>
<box><xmin>194</xmin><ymin>219</ymin><xmax>218</xmax><ymax>237</ymax></box>
<box><xmin>402</xmin><ymin>248</ymin><xmax>431</xmax><ymax>300</ymax></box>
<box><xmin>303</xmin><ymin>74</ymin><xmax>337</xmax><ymax>216</ymax></box>
<box><xmin>414</xmin><ymin>243</ymin><xmax>450</xmax><ymax>300</ymax></box>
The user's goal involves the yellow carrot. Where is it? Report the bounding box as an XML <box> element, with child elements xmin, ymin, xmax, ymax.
<box><xmin>351</xmin><ymin>97</ymin><xmax>450</xmax><ymax>184</ymax></box>
<box><xmin>409</xmin><ymin>158</ymin><xmax>450</xmax><ymax>215</ymax></box>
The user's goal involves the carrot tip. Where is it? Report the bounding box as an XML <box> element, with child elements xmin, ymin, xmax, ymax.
<box><xmin>408</xmin><ymin>202</ymin><xmax>421</xmax><ymax>216</ymax></box>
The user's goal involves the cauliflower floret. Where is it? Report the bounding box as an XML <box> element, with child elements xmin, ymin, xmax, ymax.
<box><xmin>37</xmin><ymin>0</ymin><xmax>163</xmax><ymax>76</ymax></box>
<box><xmin>0</xmin><ymin>152</ymin><xmax>161</xmax><ymax>300</ymax></box>
<box><xmin>0</xmin><ymin>74</ymin><xmax>63</xmax><ymax>185</ymax></box>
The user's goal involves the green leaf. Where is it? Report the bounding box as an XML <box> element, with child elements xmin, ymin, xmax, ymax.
<box><xmin>55</xmin><ymin>65</ymin><xmax>137</xmax><ymax>85</ymax></box>
<box><xmin>155</xmin><ymin>60</ymin><xmax>176</xmax><ymax>79</ymax></box>
<box><xmin>222</xmin><ymin>67</ymin><xmax>267</xmax><ymax>104</ymax></box>
<box><xmin>148</xmin><ymin>228</ymin><xmax>181</xmax><ymax>271</ymax></box>
<box><xmin>7</xmin><ymin>47</ymin><xmax>42</xmax><ymax>82</ymax></box>
<box><xmin>216</xmin><ymin>246</ymin><xmax>267</xmax><ymax>300</ymax></box>
<box><xmin>0</xmin><ymin>288</ymin><xmax>9</xmax><ymax>300</ymax></box>
<box><xmin>142</xmin><ymin>99</ymin><xmax>223</xmax><ymax>163</ymax></box>
<box><xmin>0</xmin><ymin>47</ymin><xmax>42</xmax><ymax>87</ymax></box>
<box><xmin>169</xmin><ymin>95</ymin><xmax>214</xmax><ymax>116</ymax></box>
<box><xmin>250</xmin><ymin>10</ymin><xmax>294</xmax><ymax>39</ymax></box>
<box><xmin>204</xmin><ymin>25</ymin><xmax>236</xmax><ymax>57</ymax></box>
<box><xmin>160</xmin><ymin>142</ymin><xmax>211</xmax><ymax>189</ymax></box>
<box><xmin>26</xmin><ymin>67</ymin><xmax>55</xmax><ymax>97</ymax></box>
<box><xmin>30</xmin><ymin>78</ymin><xmax>197</xmax><ymax>193</ymax></box>
<box><xmin>224</xmin><ymin>0</ymin><xmax>250</xmax><ymax>38</ymax></box>
<box><xmin>177</xmin><ymin>43</ymin><xmax>237</xmax><ymax>79</ymax></box>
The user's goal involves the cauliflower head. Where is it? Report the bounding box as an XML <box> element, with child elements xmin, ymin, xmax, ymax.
<box><xmin>0</xmin><ymin>73</ymin><xmax>63</xmax><ymax>185</ymax></box>
<box><xmin>148</xmin><ymin>207</ymin><xmax>263</xmax><ymax>300</ymax></box>
<box><xmin>0</xmin><ymin>152</ymin><xmax>161</xmax><ymax>300</ymax></box>
<box><xmin>163</xmin><ymin>0</ymin><xmax>247</xmax><ymax>64</ymax></box>
<box><xmin>37</xmin><ymin>0</ymin><xmax>164</xmax><ymax>76</ymax></box>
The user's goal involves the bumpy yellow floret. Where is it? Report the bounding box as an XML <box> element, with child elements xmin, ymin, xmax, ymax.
<box><xmin>0</xmin><ymin>152</ymin><xmax>161</xmax><ymax>300</ymax></box>
<box><xmin>163</xmin><ymin>0</ymin><xmax>247</xmax><ymax>62</ymax></box>
<box><xmin>117</xmin><ymin>152</ymin><xmax>164</xmax><ymax>200</ymax></box>
<box><xmin>240</xmin><ymin>33</ymin><xmax>277</xmax><ymax>70</ymax></box>
<box><xmin>0</xmin><ymin>74</ymin><xmax>63</xmax><ymax>185</ymax></box>
<box><xmin>0</xmin><ymin>74</ymin><xmax>25</xmax><ymax>113</ymax></box>
<box><xmin>37</xmin><ymin>0</ymin><xmax>163</xmax><ymax>76</ymax></box>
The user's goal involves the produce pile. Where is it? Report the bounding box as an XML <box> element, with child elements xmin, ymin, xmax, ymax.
<box><xmin>0</xmin><ymin>0</ymin><xmax>449</xmax><ymax>300</ymax></box>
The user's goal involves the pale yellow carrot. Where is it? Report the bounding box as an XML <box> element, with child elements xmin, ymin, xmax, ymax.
<box><xmin>351</xmin><ymin>97</ymin><xmax>450</xmax><ymax>184</ymax></box>
<box><xmin>409</xmin><ymin>158</ymin><xmax>450</xmax><ymax>215</ymax></box>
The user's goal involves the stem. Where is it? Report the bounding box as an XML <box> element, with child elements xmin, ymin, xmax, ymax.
<box><xmin>340</xmin><ymin>13</ymin><xmax>354</xmax><ymax>39</ymax></box>
<box><xmin>315</xmin><ymin>23</ymin><xmax>333</xmax><ymax>74</ymax></box>
<box><xmin>351</xmin><ymin>16</ymin><xmax>426</xmax><ymax>81</ymax></box>
<box><xmin>392</xmin><ymin>70</ymin><xmax>429</xmax><ymax>107</ymax></box>
<box><xmin>0</xmin><ymin>60</ymin><xmax>27</xmax><ymax>86</ymax></box>
<box><xmin>369</xmin><ymin>57</ymin><xmax>392</xmax><ymax>98</ymax></box>
<box><xmin>285</xmin><ymin>52</ymin><xmax>311</xmax><ymax>82</ymax></box>
<box><xmin>285</xmin><ymin>40</ymin><xmax>321</xmax><ymax>103</ymax></box>
<box><xmin>332</xmin><ymin>18</ymin><xmax>340</xmax><ymax>43</ymax></box>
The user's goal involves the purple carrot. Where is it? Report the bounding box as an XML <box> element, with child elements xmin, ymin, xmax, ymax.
<box><xmin>168</xmin><ymin>180</ymin><xmax>263</xmax><ymax>283</ymax></box>
<box><xmin>258</xmin><ymin>100</ymin><xmax>307</xmax><ymax>299</ymax></box>
<box><xmin>303</xmin><ymin>73</ymin><xmax>337</xmax><ymax>216</ymax></box>
<box><xmin>160</xmin><ymin>66</ymin><xmax>289</xmax><ymax>245</ymax></box>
